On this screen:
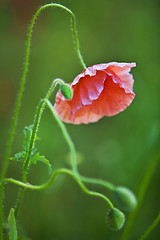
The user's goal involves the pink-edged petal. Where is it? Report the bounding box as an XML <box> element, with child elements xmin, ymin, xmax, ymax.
<box><xmin>80</xmin><ymin>62</ymin><xmax>136</xmax><ymax>90</ymax></box>
<box><xmin>71</xmin><ymin>70</ymin><xmax>107</xmax><ymax>114</ymax></box>
<box><xmin>71</xmin><ymin>65</ymin><xmax>106</xmax><ymax>86</ymax></box>
<box><xmin>106</xmin><ymin>62</ymin><xmax>136</xmax><ymax>89</ymax></box>
<box><xmin>92</xmin><ymin>75</ymin><xmax>135</xmax><ymax>116</ymax></box>
<box><xmin>54</xmin><ymin>91</ymin><xmax>103</xmax><ymax>124</ymax></box>
<box><xmin>54</xmin><ymin>62</ymin><xmax>136</xmax><ymax>124</ymax></box>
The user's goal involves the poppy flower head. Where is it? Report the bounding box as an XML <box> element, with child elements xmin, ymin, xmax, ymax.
<box><xmin>54</xmin><ymin>62</ymin><xmax>136</xmax><ymax>124</ymax></box>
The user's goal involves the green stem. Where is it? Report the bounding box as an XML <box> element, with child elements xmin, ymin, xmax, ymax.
<box><xmin>80</xmin><ymin>175</ymin><xmax>116</xmax><ymax>191</ymax></box>
<box><xmin>46</xmin><ymin>99</ymin><xmax>116</xmax><ymax>191</ymax></box>
<box><xmin>0</xmin><ymin>3</ymin><xmax>86</xmax><ymax>181</ymax></box>
<box><xmin>2</xmin><ymin>168</ymin><xmax>114</xmax><ymax>209</ymax></box>
<box><xmin>45</xmin><ymin>99</ymin><xmax>77</xmax><ymax>173</ymax></box>
<box><xmin>140</xmin><ymin>212</ymin><xmax>160</xmax><ymax>240</ymax></box>
<box><xmin>0</xmin><ymin>166</ymin><xmax>115</xmax><ymax>240</ymax></box>
<box><xmin>46</xmin><ymin>100</ymin><xmax>116</xmax><ymax>191</ymax></box>
<box><xmin>15</xmin><ymin>79</ymin><xmax>63</xmax><ymax>218</ymax></box>
<box><xmin>121</xmin><ymin>151</ymin><xmax>160</xmax><ymax>240</ymax></box>
<box><xmin>0</xmin><ymin>168</ymin><xmax>114</xmax><ymax>238</ymax></box>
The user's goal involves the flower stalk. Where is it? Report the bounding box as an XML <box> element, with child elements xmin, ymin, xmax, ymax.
<box><xmin>0</xmin><ymin>3</ymin><xmax>138</xmax><ymax>239</ymax></box>
<box><xmin>0</xmin><ymin>167</ymin><xmax>115</xmax><ymax>239</ymax></box>
<box><xmin>45</xmin><ymin>99</ymin><xmax>77</xmax><ymax>173</ymax></box>
<box><xmin>2</xmin><ymin>168</ymin><xmax>114</xmax><ymax>208</ymax></box>
<box><xmin>0</xmin><ymin>3</ymin><xmax>86</xmax><ymax>181</ymax></box>
<box><xmin>15</xmin><ymin>79</ymin><xmax>64</xmax><ymax>218</ymax></box>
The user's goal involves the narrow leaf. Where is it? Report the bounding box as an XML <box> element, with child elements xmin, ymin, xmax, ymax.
<box><xmin>8</xmin><ymin>208</ymin><xmax>17</xmax><ymax>240</ymax></box>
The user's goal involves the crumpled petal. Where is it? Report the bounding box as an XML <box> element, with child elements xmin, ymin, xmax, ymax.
<box><xmin>71</xmin><ymin>70</ymin><xmax>107</xmax><ymax>114</ymax></box>
<box><xmin>54</xmin><ymin>90</ymin><xmax>103</xmax><ymax>124</ymax></box>
<box><xmin>91</xmin><ymin>74</ymin><xmax>135</xmax><ymax>116</ymax></box>
<box><xmin>107</xmin><ymin>62</ymin><xmax>136</xmax><ymax>89</ymax></box>
<box><xmin>54</xmin><ymin>62</ymin><xmax>136</xmax><ymax>124</ymax></box>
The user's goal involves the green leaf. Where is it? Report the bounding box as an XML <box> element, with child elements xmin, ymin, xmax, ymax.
<box><xmin>11</xmin><ymin>125</ymin><xmax>52</xmax><ymax>174</ymax></box>
<box><xmin>12</xmin><ymin>151</ymin><xmax>26</xmax><ymax>162</ymax></box>
<box><xmin>8</xmin><ymin>208</ymin><xmax>18</xmax><ymax>240</ymax></box>
<box><xmin>31</xmin><ymin>152</ymin><xmax>52</xmax><ymax>174</ymax></box>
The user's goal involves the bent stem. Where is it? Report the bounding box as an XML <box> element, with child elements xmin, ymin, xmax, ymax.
<box><xmin>15</xmin><ymin>85</ymin><xmax>115</xmax><ymax>218</ymax></box>
<box><xmin>79</xmin><ymin>175</ymin><xmax>116</xmax><ymax>191</ymax></box>
<box><xmin>0</xmin><ymin>2</ymin><xmax>86</xmax><ymax>181</ymax></box>
<box><xmin>0</xmin><ymin>166</ymin><xmax>114</xmax><ymax>238</ymax></box>
<box><xmin>45</xmin><ymin>99</ymin><xmax>77</xmax><ymax>173</ymax></box>
<box><xmin>0</xmin><ymin>168</ymin><xmax>114</xmax><ymax>239</ymax></box>
<box><xmin>121</xmin><ymin>151</ymin><xmax>160</xmax><ymax>240</ymax></box>
<box><xmin>3</xmin><ymin>168</ymin><xmax>114</xmax><ymax>208</ymax></box>
<box><xmin>46</xmin><ymin>100</ymin><xmax>116</xmax><ymax>191</ymax></box>
<box><xmin>15</xmin><ymin>79</ymin><xmax>63</xmax><ymax>218</ymax></box>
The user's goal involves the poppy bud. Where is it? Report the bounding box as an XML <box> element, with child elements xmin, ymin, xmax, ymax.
<box><xmin>106</xmin><ymin>208</ymin><xmax>125</xmax><ymax>231</ymax></box>
<box><xmin>60</xmin><ymin>83</ymin><xmax>73</xmax><ymax>100</ymax></box>
<box><xmin>113</xmin><ymin>186</ymin><xmax>137</xmax><ymax>212</ymax></box>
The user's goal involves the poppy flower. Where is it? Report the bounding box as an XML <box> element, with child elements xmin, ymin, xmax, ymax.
<box><xmin>54</xmin><ymin>62</ymin><xmax>136</xmax><ymax>124</ymax></box>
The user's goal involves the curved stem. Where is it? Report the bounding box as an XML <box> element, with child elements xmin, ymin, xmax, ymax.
<box><xmin>140</xmin><ymin>212</ymin><xmax>160</xmax><ymax>240</ymax></box>
<box><xmin>121</xmin><ymin>151</ymin><xmax>160</xmax><ymax>240</ymax></box>
<box><xmin>46</xmin><ymin>100</ymin><xmax>116</xmax><ymax>192</ymax></box>
<box><xmin>0</xmin><ymin>166</ymin><xmax>115</xmax><ymax>240</ymax></box>
<box><xmin>0</xmin><ymin>3</ymin><xmax>86</xmax><ymax>181</ymax></box>
<box><xmin>2</xmin><ymin>168</ymin><xmax>114</xmax><ymax>209</ymax></box>
<box><xmin>15</xmin><ymin>79</ymin><xmax>63</xmax><ymax>218</ymax></box>
<box><xmin>0</xmin><ymin>168</ymin><xmax>114</xmax><ymax>238</ymax></box>
<box><xmin>79</xmin><ymin>175</ymin><xmax>116</xmax><ymax>191</ymax></box>
<box><xmin>45</xmin><ymin>99</ymin><xmax>77</xmax><ymax>173</ymax></box>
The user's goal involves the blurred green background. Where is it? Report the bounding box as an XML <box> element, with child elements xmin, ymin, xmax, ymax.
<box><xmin>0</xmin><ymin>0</ymin><xmax>160</xmax><ymax>239</ymax></box>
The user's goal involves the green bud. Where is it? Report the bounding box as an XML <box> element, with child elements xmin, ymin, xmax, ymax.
<box><xmin>106</xmin><ymin>208</ymin><xmax>125</xmax><ymax>231</ymax></box>
<box><xmin>60</xmin><ymin>83</ymin><xmax>73</xmax><ymax>100</ymax></box>
<box><xmin>113</xmin><ymin>186</ymin><xmax>137</xmax><ymax>212</ymax></box>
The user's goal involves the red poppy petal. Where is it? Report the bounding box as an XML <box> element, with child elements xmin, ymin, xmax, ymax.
<box><xmin>71</xmin><ymin>105</ymin><xmax>103</xmax><ymax>124</ymax></box>
<box><xmin>71</xmin><ymin>65</ymin><xmax>102</xmax><ymax>86</ymax></box>
<box><xmin>107</xmin><ymin>62</ymin><xmax>136</xmax><ymax>89</ymax></box>
<box><xmin>54</xmin><ymin>62</ymin><xmax>136</xmax><ymax>124</ymax></box>
<box><xmin>54</xmin><ymin>91</ymin><xmax>72</xmax><ymax>122</ymax></box>
<box><xmin>54</xmin><ymin>91</ymin><xmax>103</xmax><ymax>124</ymax></box>
<box><xmin>92</xmin><ymin>74</ymin><xmax>135</xmax><ymax>116</ymax></box>
<box><xmin>71</xmin><ymin>70</ymin><xmax>107</xmax><ymax>114</ymax></box>
<box><xmin>82</xmin><ymin>62</ymin><xmax>135</xmax><ymax>90</ymax></box>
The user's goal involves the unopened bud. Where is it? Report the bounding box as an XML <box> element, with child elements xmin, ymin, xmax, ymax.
<box><xmin>60</xmin><ymin>83</ymin><xmax>73</xmax><ymax>100</ymax></box>
<box><xmin>113</xmin><ymin>186</ymin><xmax>137</xmax><ymax>212</ymax></box>
<box><xmin>106</xmin><ymin>208</ymin><xmax>125</xmax><ymax>231</ymax></box>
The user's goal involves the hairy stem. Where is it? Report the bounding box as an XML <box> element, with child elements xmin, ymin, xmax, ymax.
<box><xmin>0</xmin><ymin>3</ymin><xmax>86</xmax><ymax>181</ymax></box>
<box><xmin>121</xmin><ymin>151</ymin><xmax>160</xmax><ymax>240</ymax></box>
<box><xmin>15</xmin><ymin>79</ymin><xmax>63</xmax><ymax>218</ymax></box>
